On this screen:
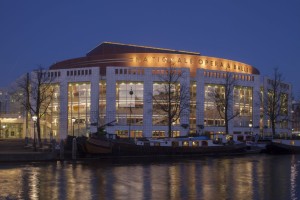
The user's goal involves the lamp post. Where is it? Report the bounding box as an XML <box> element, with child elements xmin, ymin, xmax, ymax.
<box><xmin>72</xmin><ymin>117</ymin><xmax>76</xmax><ymax>137</ymax></box>
<box><xmin>249</xmin><ymin>121</ymin><xmax>253</xmax><ymax>136</ymax></box>
<box><xmin>128</xmin><ymin>87</ymin><xmax>133</xmax><ymax>139</ymax></box>
<box><xmin>2</xmin><ymin>125</ymin><xmax>6</xmax><ymax>138</ymax></box>
<box><xmin>32</xmin><ymin>115</ymin><xmax>37</xmax><ymax>151</ymax></box>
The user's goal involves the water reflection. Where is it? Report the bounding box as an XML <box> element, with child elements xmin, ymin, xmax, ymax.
<box><xmin>290</xmin><ymin>155</ymin><xmax>299</xmax><ymax>200</ymax></box>
<box><xmin>0</xmin><ymin>155</ymin><xmax>300</xmax><ymax>200</ymax></box>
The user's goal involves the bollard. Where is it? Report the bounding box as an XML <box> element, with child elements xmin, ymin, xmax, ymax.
<box><xmin>25</xmin><ymin>137</ymin><xmax>29</xmax><ymax>146</ymax></box>
<box><xmin>72</xmin><ymin>138</ymin><xmax>77</xmax><ymax>160</ymax></box>
<box><xmin>59</xmin><ymin>140</ymin><xmax>64</xmax><ymax>160</ymax></box>
<box><xmin>51</xmin><ymin>140</ymin><xmax>56</xmax><ymax>152</ymax></box>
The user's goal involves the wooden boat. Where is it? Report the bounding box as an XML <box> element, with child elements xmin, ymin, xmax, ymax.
<box><xmin>85</xmin><ymin>137</ymin><xmax>112</xmax><ymax>154</ymax></box>
<box><xmin>83</xmin><ymin>136</ymin><xmax>247</xmax><ymax>156</ymax></box>
<box><xmin>266</xmin><ymin>139</ymin><xmax>300</xmax><ymax>154</ymax></box>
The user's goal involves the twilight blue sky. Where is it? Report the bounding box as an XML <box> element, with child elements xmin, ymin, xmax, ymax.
<box><xmin>1</xmin><ymin>1</ymin><xmax>300</xmax><ymax>96</ymax></box>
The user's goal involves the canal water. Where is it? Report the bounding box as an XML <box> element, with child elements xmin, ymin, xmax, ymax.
<box><xmin>0</xmin><ymin>154</ymin><xmax>300</xmax><ymax>200</ymax></box>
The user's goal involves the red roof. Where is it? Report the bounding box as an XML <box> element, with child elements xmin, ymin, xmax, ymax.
<box><xmin>86</xmin><ymin>42</ymin><xmax>200</xmax><ymax>56</ymax></box>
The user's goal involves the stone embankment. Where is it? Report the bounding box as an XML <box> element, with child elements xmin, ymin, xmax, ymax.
<box><xmin>0</xmin><ymin>139</ymin><xmax>57</xmax><ymax>162</ymax></box>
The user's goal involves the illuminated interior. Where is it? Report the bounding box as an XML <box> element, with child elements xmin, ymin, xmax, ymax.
<box><xmin>68</xmin><ymin>82</ymin><xmax>91</xmax><ymax>136</ymax></box>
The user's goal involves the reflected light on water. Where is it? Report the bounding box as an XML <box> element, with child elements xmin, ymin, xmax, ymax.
<box><xmin>0</xmin><ymin>155</ymin><xmax>300</xmax><ymax>200</ymax></box>
<box><xmin>169</xmin><ymin>165</ymin><xmax>181</xmax><ymax>199</ymax></box>
<box><xmin>28</xmin><ymin>168</ymin><xmax>39</xmax><ymax>200</ymax></box>
<box><xmin>290</xmin><ymin>155</ymin><xmax>299</xmax><ymax>200</ymax></box>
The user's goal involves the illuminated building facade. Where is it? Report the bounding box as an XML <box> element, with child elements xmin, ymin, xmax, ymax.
<box><xmin>0</xmin><ymin>88</ymin><xmax>25</xmax><ymax>139</ymax></box>
<box><xmin>45</xmin><ymin>42</ymin><xmax>292</xmax><ymax>140</ymax></box>
<box><xmin>292</xmin><ymin>101</ymin><xmax>300</xmax><ymax>135</ymax></box>
<box><xmin>3</xmin><ymin>42</ymin><xmax>292</xmax><ymax>140</ymax></box>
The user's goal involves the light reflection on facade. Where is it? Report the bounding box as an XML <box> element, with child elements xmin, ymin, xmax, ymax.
<box><xmin>1</xmin><ymin>42</ymin><xmax>292</xmax><ymax>139</ymax></box>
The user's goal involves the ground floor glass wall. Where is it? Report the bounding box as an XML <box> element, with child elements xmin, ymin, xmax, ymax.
<box><xmin>99</xmin><ymin>81</ymin><xmax>106</xmax><ymax>126</ymax></box>
<box><xmin>204</xmin><ymin>84</ymin><xmax>225</xmax><ymax>127</ymax></box>
<box><xmin>115</xmin><ymin>130</ymin><xmax>143</xmax><ymax>138</ymax></box>
<box><xmin>41</xmin><ymin>84</ymin><xmax>60</xmax><ymax>140</ymax></box>
<box><xmin>0</xmin><ymin>123</ymin><xmax>23</xmax><ymax>139</ymax></box>
<box><xmin>233</xmin><ymin>86</ymin><xmax>253</xmax><ymax>127</ymax></box>
<box><xmin>152</xmin><ymin>82</ymin><xmax>181</xmax><ymax>126</ymax></box>
<box><xmin>116</xmin><ymin>82</ymin><xmax>144</xmax><ymax>137</ymax></box>
<box><xmin>68</xmin><ymin>82</ymin><xmax>91</xmax><ymax>137</ymax></box>
<box><xmin>190</xmin><ymin>82</ymin><xmax>197</xmax><ymax>134</ymax></box>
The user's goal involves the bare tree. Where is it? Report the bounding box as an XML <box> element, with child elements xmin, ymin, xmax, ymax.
<box><xmin>12</xmin><ymin>67</ymin><xmax>55</xmax><ymax>149</ymax></box>
<box><xmin>260</xmin><ymin>68</ymin><xmax>289</xmax><ymax>136</ymax></box>
<box><xmin>152</xmin><ymin>67</ymin><xmax>190</xmax><ymax>137</ymax></box>
<box><xmin>207</xmin><ymin>72</ymin><xmax>239</xmax><ymax>134</ymax></box>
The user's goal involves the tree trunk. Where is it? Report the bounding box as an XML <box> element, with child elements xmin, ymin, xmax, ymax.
<box><xmin>168</xmin><ymin>106</ymin><xmax>172</xmax><ymax>138</ymax></box>
<box><xmin>37</xmin><ymin>118</ymin><xmax>42</xmax><ymax>147</ymax></box>
<box><xmin>271</xmin><ymin>119</ymin><xmax>276</xmax><ymax>137</ymax></box>
<box><xmin>225</xmin><ymin>106</ymin><xmax>229</xmax><ymax>134</ymax></box>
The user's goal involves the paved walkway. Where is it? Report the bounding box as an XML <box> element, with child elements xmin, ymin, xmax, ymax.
<box><xmin>0</xmin><ymin>139</ymin><xmax>57</xmax><ymax>162</ymax></box>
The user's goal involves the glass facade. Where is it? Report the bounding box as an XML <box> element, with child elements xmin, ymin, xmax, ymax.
<box><xmin>115</xmin><ymin>130</ymin><xmax>143</xmax><ymax>138</ymax></box>
<box><xmin>116</xmin><ymin>82</ymin><xmax>144</xmax><ymax>125</ymax></box>
<box><xmin>68</xmin><ymin>82</ymin><xmax>91</xmax><ymax>137</ymax></box>
<box><xmin>233</xmin><ymin>86</ymin><xmax>253</xmax><ymax>127</ymax></box>
<box><xmin>204</xmin><ymin>84</ymin><xmax>225</xmax><ymax>126</ymax></box>
<box><xmin>42</xmin><ymin>84</ymin><xmax>60</xmax><ymax>139</ymax></box>
<box><xmin>280</xmin><ymin>93</ymin><xmax>288</xmax><ymax>115</ymax></box>
<box><xmin>99</xmin><ymin>81</ymin><xmax>106</xmax><ymax>126</ymax></box>
<box><xmin>0</xmin><ymin>123</ymin><xmax>23</xmax><ymax>139</ymax></box>
<box><xmin>116</xmin><ymin>82</ymin><xmax>144</xmax><ymax>137</ymax></box>
<box><xmin>152</xmin><ymin>82</ymin><xmax>180</xmax><ymax>125</ymax></box>
<box><xmin>190</xmin><ymin>82</ymin><xmax>197</xmax><ymax>133</ymax></box>
<box><xmin>152</xmin><ymin>130</ymin><xmax>165</xmax><ymax>137</ymax></box>
<box><xmin>0</xmin><ymin>89</ymin><xmax>24</xmax><ymax>139</ymax></box>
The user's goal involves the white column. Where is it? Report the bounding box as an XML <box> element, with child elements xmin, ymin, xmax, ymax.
<box><xmin>180</xmin><ymin>68</ymin><xmax>190</xmax><ymax>136</ymax></box>
<box><xmin>105</xmin><ymin>68</ymin><xmax>116</xmax><ymax>134</ymax></box>
<box><xmin>143</xmin><ymin>68</ymin><xmax>153</xmax><ymax>137</ymax></box>
<box><xmin>59</xmin><ymin>72</ymin><xmax>68</xmax><ymax>140</ymax></box>
<box><xmin>252</xmin><ymin>74</ymin><xmax>261</xmax><ymax>135</ymax></box>
<box><xmin>196</xmin><ymin>69</ymin><xmax>205</xmax><ymax>133</ymax></box>
<box><xmin>90</xmin><ymin>68</ymin><xmax>100</xmax><ymax>133</ymax></box>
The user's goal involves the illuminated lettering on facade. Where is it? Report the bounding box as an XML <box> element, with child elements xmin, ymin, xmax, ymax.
<box><xmin>130</xmin><ymin>55</ymin><xmax>252</xmax><ymax>74</ymax></box>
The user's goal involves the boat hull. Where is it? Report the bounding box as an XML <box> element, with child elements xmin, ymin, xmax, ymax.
<box><xmin>84</xmin><ymin>138</ymin><xmax>246</xmax><ymax>156</ymax></box>
<box><xmin>85</xmin><ymin>138</ymin><xmax>112</xmax><ymax>154</ymax></box>
<box><xmin>112</xmin><ymin>144</ymin><xmax>246</xmax><ymax>156</ymax></box>
<box><xmin>266</xmin><ymin>141</ymin><xmax>300</xmax><ymax>154</ymax></box>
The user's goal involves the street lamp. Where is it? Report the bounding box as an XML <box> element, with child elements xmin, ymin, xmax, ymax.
<box><xmin>72</xmin><ymin>117</ymin><xmax>76</xmax><ymax>137</ymax></box>
<box><xmin>128</xmin><ymin>87</ymin><xmax>133</xmax><ymax>139</ymax></box>
<box><xmin>32</xmin><ymin>115</ymin><xmax>37</xmax><ymax>151</ymax></box>
<box><xmin>249</xmin><ymin>121</ymin><xmax>253</xmax><ymax>135</ymax></box>
<box><xmin>2</xmin><ymin>125</ymin><xmax>6</xmax><ymax>138</ymax></box>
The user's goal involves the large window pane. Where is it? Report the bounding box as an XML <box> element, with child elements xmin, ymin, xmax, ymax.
<box><xmin>116</xmin><ymin>82</ymin><xmax>144</xmax><ymax>126</ymax></box>
<box><xmin>68</xmin><ymin>82</ymin><xmax>91</xmax><ymax>136</ymax></box>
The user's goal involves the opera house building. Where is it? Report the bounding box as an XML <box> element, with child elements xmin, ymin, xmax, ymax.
<box><xmin>0</xmin><ymin>42</ymin><xmax>292</xmax><ymax>140</ymax></box>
